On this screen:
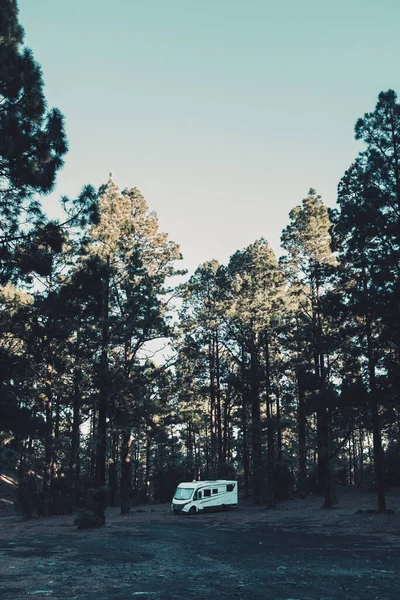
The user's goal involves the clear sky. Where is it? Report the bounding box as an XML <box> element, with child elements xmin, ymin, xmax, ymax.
<box><xmin>18</xmin><ymin>0</ymin><xmax>400</xmax><ymax>274</ymax></box>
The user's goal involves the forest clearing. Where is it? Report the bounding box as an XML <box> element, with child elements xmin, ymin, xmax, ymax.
<box><xmin>1</xmin><ymin>487</ymin><xmax>400</xmax><ymax>600</ymax></box>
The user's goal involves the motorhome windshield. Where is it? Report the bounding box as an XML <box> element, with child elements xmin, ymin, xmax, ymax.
<box><xmin>174</xmin><ymin>488</ymin><xmax>193</xmax><ymax>500</ymax></box>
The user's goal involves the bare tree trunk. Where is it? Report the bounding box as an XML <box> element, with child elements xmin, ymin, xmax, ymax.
<box><xmin>89</xmin><ymin>406</ymin><xmax>96</xmax><ymax>478</ymax></box>
<box><xmin>223</xmin><ymin>388</ymin><xmax>232</xmax><ymax>463</ymax></box>
<box><xmin>187</xmin><ymin>420</ymin><xmax>194</xmax><ymax>476</ymax></box>
<box><xmin>348</xmin><ymin>438</ymin><xmax>353</xmax><ymax>485</ymax></box>
<box><xmin>265</xmin><ymin>331</ymin><xmax>275</xmax><ymax>508</ymax></box>
<box><xmin>250</xmin><ymin>336</ymin><xmax>262</xmax><ymax>505</ymax></box>
<box><xmin>120</xmin><ymin>430</ymin><xmax>132</xmax><ymax>515</ymax></box>
<box><xmin>358</xmin><ymin>428</ymin><xmax>365</xmax><ymax>485</ymax></box>
<box><xmin>43</xmin><ymin>361</ymin><xmax>54</xmax><ymax>516</ymax></box>
<box><xmin>171</xmin><ymin>425</ymin><xmax>175</xmax><ymax>464</ymax></box>
<box><xmin>316</xmin><ymin>406</ymin><xmax>329</xmax><ymax>492</ymax></box>
<box><xmin>352</xmin><ymin>431</ymin><xmax>357</xmax><ymax>485</ymax></box>
<box><xmin>54</xmin><ymin>392</ymin><xmax>60</xmax><ymax>475</ymax></box>
<box><xmin>276</xmin><ymin>379</ymin><xmax>283</xmax><ymax>463</ymax></box>
<box><xmin>204</xmin><ymin>420</ymin><xmax>210</xmax><ymax>477</ymax></box>
<box><xmin>297</xmin><ymin>367</ymin><xmax>307</xmax><ymax>493</ymax></box>
<box><xmin>320</xmin><ymin>406</ymin><xmax>334</xmax><ymax>508</ymax></box>
<box><xmin>295</xmin><ymin>308</ymin><xmax>307</xmax><ymax>495</ymax></box>
<box><xmin>133</xmin><ymin>438</ymin><xmax>139</xmax><ymax>492</ymax></box>
<box><xmin>145</xmin><ymin>433</ymin><xmax>151</xmax><ymax>503</ymax></box>
<box><xmin>109</xmin><ymin>432</ymin><xmax>119</xmax><ymax>507</ymax></box>
<box><xmin>193</xmin><ymin>433</ymin><xmax>200</xmax><ymax>480</ymax></box>
<box><xmin>215</xmin><ymin>330</ymin><xmax>223</xmax><ymax>465</ymax></box>
<box><xmin>209</xmin><ymin>335</ymin><xmax>217</xmax><ymax>472</ymax></box>
<box><xmin>227</xmin><ymin>418</ymin><xmax>233</xmax><ymax>462</ymax></box>
<box><xmin>95</xmin><ymin>257</ymin><xmax>110</xmax><ymax>526</ymax></box>
<box><xmin>241</xmin><ymin>345</ymin><xmax>250</xmax><ymax>498</ymax></box>
<box><xmin>70</xmin><ymin>362</ymin><xmax>81</xmax><ymax>508</ymax></box>
<box><xmin>366</xmin><ymin>316</ymin><xmax>386</xmax><ymax>513</ymax></box>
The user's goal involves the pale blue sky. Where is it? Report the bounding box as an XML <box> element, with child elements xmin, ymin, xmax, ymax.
<box><xmin>19</xmin><ymin>0</ymin><xmax>400</xmax><ymax>273</ymax></box>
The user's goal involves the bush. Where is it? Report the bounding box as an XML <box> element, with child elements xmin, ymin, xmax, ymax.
<box><xmin>48</xmin><ymin>477</ymin><xmax>73</xmax><ymax>515</ymax></box>
<box><xmin>74</xmin><ymin>510</ymin><xmax>103</xmax><ymax>529</ymax></box>
<box><xmin>334</xmin><ymin>466</ymin><xmax>348</xmax><ymax>486</ymax></box>
<box><xmin>273</xmin><ymin>460</ymin><xmax>295</xmax><ymax>501</ymax></box>
<box><xmin>86</xmin><ymin>486</ymin><xmax>110</xmax><ymax>511</ymax></box>
<box><xmin>131</xmin><ymin>488</ymin><xmax>150</xmax><ymax>505</ymax></box>
<box><xmin>16</xmin><ymin>475</ymin><xmax>42</xmax><ymax>518</ymax></box>
<box><xmin>385</xmin><ymin>442</ymin><xmax>400</xmax><ymax>486</ymax></box>
<box><xmin>303</xmin><ymin>468</ymin><xmax>320</xmax><ymax>494</ymax></box>
<box><xmin>74</xmin><ymin>477</ymin><xmax>96</xmax><ymax>508</ymax></box>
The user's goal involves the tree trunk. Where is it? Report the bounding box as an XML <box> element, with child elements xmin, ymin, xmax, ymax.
<box><xmin>348</xmin><ymin>437</ymin><xmax>353</xmax><ymax>485</ymax></box>
<box><xmin>358</xmin><ymin>428</ymin><xmax>365</xmax><ymax>485</ymax></box>
<box><xmin>120</xmin><ymin>429</ymin><xmax>132</xmax><ymax>515</ymax></box>
<box><xmin>250</xmin><ymin>336</ymin><xmax>262</xmax><ymax>505</ymax></box>
<box><xmin>317</xmin><ymin>405</ymin><xmax>330</xmax><ymax>492</ymax></box>
<box><xmin>43</xmin><ymin>360</ymin><xmax>54</xmax><ymax>516</ymax></box>
<box><xmin>321</xmin><ymin>408</ymin><xmax>335</xmax><ymax>508</ymax></box>
<box><xmin>18</xmin><ymin>438</ymin><xmax>26</xmax><ymax>485</ymax></box>
<box><xmin>370</xmin><ymin>395</ymin><xmax>386</xmax><ymax>512</ymax></box>
<box><xmin>171</xmin><ymin>425</ymin><xmax>175</xmax><ymax>464</ymax></box>
<box><xmin>70</xmin><ymin>362</ymin><xmax>81</xmax><ymax>508</ymax></box>
<box><xmin>311</xmin><ymin>278</ymin><xmax>331</xmax><ymax>501</ymax></box>
<box><xmin>209</xmin><ymin>335</ymin><xmax>217</xmax><ymax>472</ymax></box>
<box><xmin>133</xmin><ymin>438</ymin><xmax>139</xmax><ymax>492</ymax></box>
<box><xmin>109</xmin><ymin>432</ymin><xmax>119</xmax><ymax>507</ymax></box>
<box><xmin>223</xmin><ymin>388</ymin><xmax>232</xmax><ymax>463</ymax></box>
<box><xmin>204</xmin><ymin>420</ymin><xmax>210</xmax><ymax>477</ymax></box>
<box><xmin>297</xmin><ymin>367</ymin><xmax>307</xmax><ymax>493</ymax></box>
<box><xmin>94</xmin><ymin>257</ymin><xmax>110</xmax><ymax>526</ymax></box>
<box><xmin>54</xmin><ymin>393</ymin><xmax>60</xmax><ymax>476</ymax></box>
<box><xmin>366</xmin><ymin>316</ymin><xmax>386</xmax><ymax>513</ymax></box>
<box><xmin>241</xmin><ymin>345</ymin><xmax>250</xmax><ymax>498</ymax></box>
<box><xmin>215</xmin><ymin>330</ymin><xmax>223</xmax><ymax>465</ymax></box>
<box><xmin>145</xmin><ymin>433</ymin><xmax>151</xmax><ymax>502</ymax></box>
<box><xmin>226</xmin><ymin>412</ymin><xmax>232</xmax><ymax>462</ymax></box>
<box><xmin>276</xmin><ymin>379</ymin><xmax>283</xmax><ymax>463</ymax></box>
<box><xmin>352</xmin><ymin>430</ymin><xmax>358</xmax><ymax>485</ymax></box>
<box><xmin>193</xmin><ymin>433</ymin><xmax>200</xmax><ymax>480</ymax></box>
<box><xmin>264</xmin><ymin>331</ymin><xmax>275</xmax><ymax>508</ymax></box>
<box><xmin>89</xmin><ymin>406</ymin><xmax>96</xmax><ymax>478</ymax></box>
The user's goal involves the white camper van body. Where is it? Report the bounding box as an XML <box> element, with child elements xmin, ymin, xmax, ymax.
<box><xmin>171</xmin><ymin>480</ymin><xmax>238</xmax><ymax>514</ymax></box>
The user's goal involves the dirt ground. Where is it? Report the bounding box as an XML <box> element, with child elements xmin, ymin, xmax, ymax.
<box><xmin>1</xmin><ymin>486</ymin><xmax>400</xmax><ymax>600</ymax></box>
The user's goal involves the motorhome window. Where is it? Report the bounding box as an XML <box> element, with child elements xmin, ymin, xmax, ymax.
<box><xmin>212</xmin><ymin>489</ymin><xmax>218</xmax><ymax>494</ymax></box>
<box><xmin>198</xmin><ymin>491</ymin><xmax>202</xmax><ymax>498</ymax></box>
<box><xmin>226</xmin><ymin>484</ymin><xmax>235</xmax><ymax>492</ymax></box>
<box><xmin>204</xmin><ymin>489</ymin><xmax>211</xmax><ymax>497</ymax></box>
<box><xmin>174</xmin><ymin>488</ymin><xmax>193</xmax><ymax>500</ymax></box>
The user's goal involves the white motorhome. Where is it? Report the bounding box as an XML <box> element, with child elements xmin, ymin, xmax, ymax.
<box><xmin>171</xmin><ymin>480</ymin><xmax>238</xmax><ymax>514</ymax></box>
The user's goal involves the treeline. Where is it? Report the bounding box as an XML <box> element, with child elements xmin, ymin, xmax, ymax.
<box><xmin>1</xmin><ymin>2</ymin><xmax>400</xmax><ymax>524</ymax></box>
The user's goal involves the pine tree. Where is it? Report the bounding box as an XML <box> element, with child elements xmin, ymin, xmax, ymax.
<box><xmin>281</xmin><ymin>189</ymin><xmax>337</xmax><ymax>506</ymax></box>
<box><xmin>224</xmin><ymin>239</ymin><xmax>284</xmax><ymax>505</ymax></box>
<box><xmin>180</xmin><ymin>260</ymin><xmax>225</xmax><ymax>473</ymax></box>
<box><xmin>86</xmin><ymin>174</ymin><xmax>182</xmax><ymax>522</ymax></box>
<box><xmin>331</xmin><ymin>91</ymin><xmax>400</xmax><ymax>511</ymax></box>
<box><xmin>0</xmin><ymin>0</ymin><xmax>68</xmax><ymax>240</ymax></box>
